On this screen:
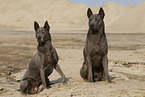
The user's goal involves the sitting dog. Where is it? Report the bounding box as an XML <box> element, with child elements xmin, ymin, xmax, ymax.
<box><xmin>20</xmin><ymin>21</ymin><xmax>66</xmax><ymax>94</ymax></box>
<box><xmin>80</xmin><ymin>7</ymin><xmax>111</xmax><ymax>83</ymax></box>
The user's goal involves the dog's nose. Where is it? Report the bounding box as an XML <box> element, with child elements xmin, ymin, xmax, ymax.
<box><xmin>37</xmin><ymin>36</ymin><xmax>41</xmax><ymax>40</ymax></box>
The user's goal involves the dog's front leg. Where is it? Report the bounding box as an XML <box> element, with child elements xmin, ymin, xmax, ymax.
<box><xmin>86</xmin><ymin>56</ymin><xmax>93</xmax><ymax>82</ymax></box>
<box><xmin>40</xmin><ymin>68</ymin><xmax>47</xmax><ymax>89</ymax></box>
<box><xmin>102</xmin><ymin>55</ymin><xmax>111</xmax><ymax>83</ymax></box>
<box><xmin>55</xmin><ymin>64</ymin><xmax>66</xmax><ymax>83</ymax></box>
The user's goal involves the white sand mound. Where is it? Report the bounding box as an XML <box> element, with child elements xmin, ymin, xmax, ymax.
<box><xmin>0</xmin><ymin>0</ymin><xmax>89</xmax><ymax>30</ymax></box>
<box><xmin>1</xmin><ymin>0</ymin><xmax>145</xmax><ymax>32</ymax></box>
<box><xmin>108</xmin><ymin>2</ymin><xmax>145</xmax><ymax>32</ymax></box>
<box><xmin>102</xmin><ymin>2</ymin><xmax>134</xmax><ymax>31</ymax></box>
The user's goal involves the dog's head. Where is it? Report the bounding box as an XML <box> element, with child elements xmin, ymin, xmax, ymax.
<box><xmin>87</xmin><ymin>7</ymin><xmax>105</xmax><ymax>34</ymax></box>
<box><xmin>34</xmin><ymin>21</ymin><xmax>51</xmax><ymax>43</ymax></box>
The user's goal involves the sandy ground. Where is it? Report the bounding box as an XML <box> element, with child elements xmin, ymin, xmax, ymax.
<box><xmin>0</xmin><ymin>28</ymin><xmax>145</xmax><ymax>97</ymax></box>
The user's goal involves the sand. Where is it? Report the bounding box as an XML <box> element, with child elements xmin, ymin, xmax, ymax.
<box><xmin>0</xmin><ymin>28</ymin><xmax>145</xmax><ymax>97</ymax></box>
<box><xmin>108</xmin><ymin>2</ymin><xmax>145</xmax><ymax>33</ymax></box>
<box><xmin>1</xmin><ymin>0</ymin><xmax>145</xmax><ymax>32</ymax></box>
<box><xmin>0</xmin><ymin>0</ymin><xmax>89</xmax><ymax>30</ymax></box>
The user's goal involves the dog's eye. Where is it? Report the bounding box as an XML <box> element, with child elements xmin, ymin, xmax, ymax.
<box><xmin>95</xmin><ymin>17</ymin><xmax>98</xmax><ymax>21</ymax></box>
<box><xmin>89</xmin><ymin>17</ymin><xmax>93</xmax><ymax>21</ymax></box>
<box><xmin>42</xmin><ymin>32</ymin><xmax>45</xmax><ymax>34</ymax></box>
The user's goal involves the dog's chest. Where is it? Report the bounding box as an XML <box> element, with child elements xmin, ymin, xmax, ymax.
<box><xmin>89</xmin><ymin>44</ymin><xmax>100</xmax><ymax>56</ymax></box>
<box><xmin>43</xmin><ymin>54</ymin><xmax>53</xmax><ymax>65</ymax></box>
<box><xmin>87</xmin><ymin>42</ymin><xmax>106</xmax><ymax>56</ymax></box>
<box><xmin>86</xmin><ymin>35</ymin><xmax>107</xmax><ymax>56</ymax></box>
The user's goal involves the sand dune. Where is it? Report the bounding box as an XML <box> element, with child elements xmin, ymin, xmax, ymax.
<box><xmin>101</xmin><ymin>2</ymin><xmax>134</xmax><ymax>31</ymax></box>
<box><xmin>0</xmin><ymin>0</ymin><xmax>145</xmax><ymax>32</ymax></box>
<box><xmin>0</xmin><ymin>0</ymin><xmax>89</xmax><ymax>30</ymax></box>
<box><xmin>108</xmin><ymin>2</ymin><xmax>145</xmax><ymax>32</ymax></box>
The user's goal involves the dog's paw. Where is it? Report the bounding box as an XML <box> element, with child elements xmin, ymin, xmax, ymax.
<box><xmin>106</xmin><ymin>77</ymin><xmax>113</xmax><ymax>83</ymax></box>
<box><xmin>88</xmin><ymin>78</ymin><xmax>93</xmax><ymax>82</ymax></box>
<box><xmin>88</xmin><ymin>76</ymin><xmax>93</xmax><ymax>82</ymax></box>
<box><xmin>108</xmin><ymin>79</ymin><xmax>111</xmax><ymax>83</ymax></box>
<box><xmin>107</xmin><ymin>80</ymin><xmax>115</xmax><ymax>84</ymax></box>
<box><xmin>88</xmin><ymin>80</ymin><xmax>93</xmax><ymax>83</ymax></box>
<box><xmin>62</xmin><ymin>79</ymin><xmax>67</xmax><ymax>84</ymax></box>
<box><xmin>46</xmin><ymin>86</ymin><xmax>51</xmax><ymax>89</ymax></box>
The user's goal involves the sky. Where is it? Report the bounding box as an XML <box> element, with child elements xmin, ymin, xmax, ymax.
<box><xmin>69</xmin><ymin>0</ymin><xmax>145</xmax><ymax>6</ymax></box>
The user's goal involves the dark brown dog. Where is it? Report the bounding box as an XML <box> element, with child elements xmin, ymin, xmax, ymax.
<box><xmin>20</xmin><ymin>21</ymin><xmax>66</xmax><ymax>94</ymax></box>
<box><xmin>80</xmin><ymin>7</ymin><xmax>111</xmax><ymax>83</ymax></box>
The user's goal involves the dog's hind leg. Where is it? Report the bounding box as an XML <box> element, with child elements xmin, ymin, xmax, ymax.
<box><xmin>36</xmin><ymin>80</ymin><xmax>47</xmax><ymax>93</ymax></box>
<box><xmin>80</xmin><ymin>62</ymin><xmax>88</xmax><ymax>81</ymax></box>
<box><xmin>93</xmin><ymin>72</ymin><xmax>103</xmax><ymax>82</ymax></box>
<box><xmin>20</xmin><ymin>80</ymin><xmax>29</xmax><ymax>93</ymax></box>
<box><xmin>54</xmin><ymin>64</ymin><xmax>66</xmax><ymax>83</ymax></box>
<box><xmin>37</xmin><ymin>84</ymin><xmax>43</xmax><ymax>93</ymax></box>
<box><xmin>20</xmin><ymin>79</ymin><xmax>37</xmax><ymax>94</ymax></box>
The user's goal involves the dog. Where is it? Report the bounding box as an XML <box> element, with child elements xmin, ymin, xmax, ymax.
<box><xmin>80</xmin><ymin>7</ymin><xmax>111</xmax><ymax>83</ymax></box>
<box><xmin>20</xmin><ymin>21</ymin><xmax>66</xmax><ymax>94</ymax></box>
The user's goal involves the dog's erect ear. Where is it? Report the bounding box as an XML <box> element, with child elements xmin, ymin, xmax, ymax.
<box><xmin>99</xmin><ymin>7</ymin><xmax>105</xmax><ymax>19</ymax></box>
<box><xmin>44</xmin><ymin>21</ymin><xmax>50</xmax><ymax>31</ymax></box>
<box><xmin>87</xmin><ymin>8</ymin><xmax>93</xmax><ymax>18</ymax></box>
<box><xmin>34</xmin><ymin>21</ymin><xmax>40</xmax><ymax>31</ymax></box>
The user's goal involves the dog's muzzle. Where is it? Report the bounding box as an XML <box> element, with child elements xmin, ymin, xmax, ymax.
<box><xmin>37</xmin><ymin>36</ymin><xmax>43</xmax><ymax>42</ymax></box>
<box><xmin>89</xmin><ymin>24</ymin><xmax>95</xmax><ymax>31</ymax></box>
<box><xmin>90</xmin><ymin>27</ymin><xmax>99</xmax><ymax>34</ymax></box>
<box><xmin>89</xmin><ymin>24</ymin><xmax>99</xmax><ymax>34</ymax></box>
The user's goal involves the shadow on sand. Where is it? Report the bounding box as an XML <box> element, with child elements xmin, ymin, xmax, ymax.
<box><xmin>50</xmin><ymin>77</ymin><xmax>71</xmax><ymax>85</ymax></box>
